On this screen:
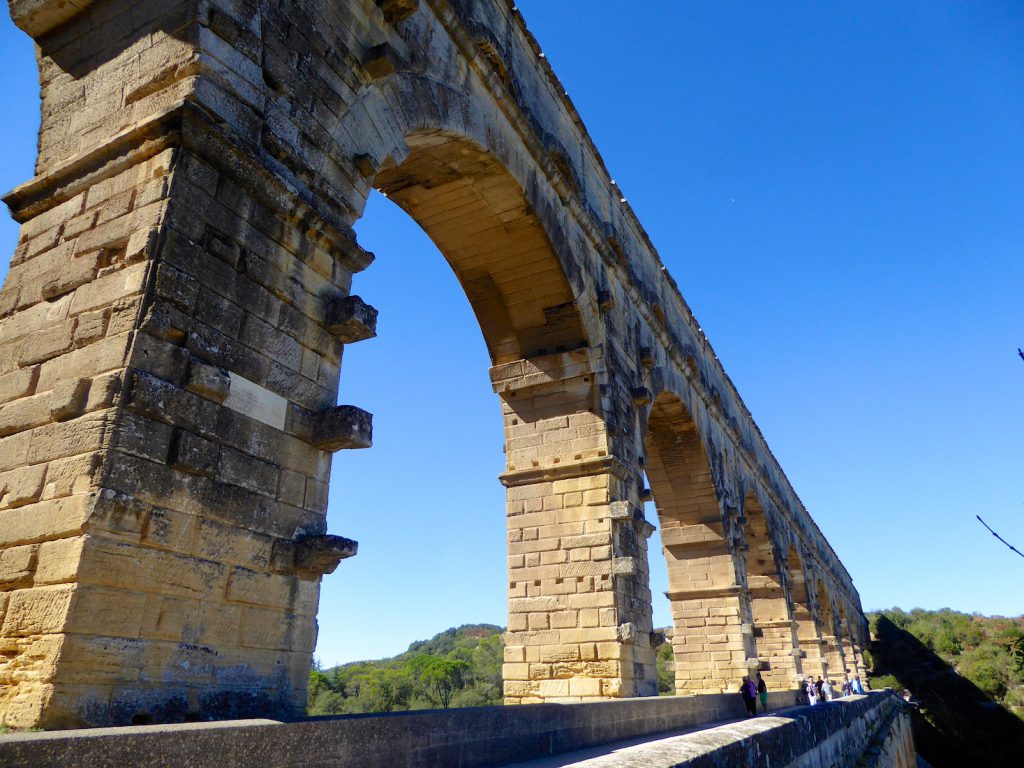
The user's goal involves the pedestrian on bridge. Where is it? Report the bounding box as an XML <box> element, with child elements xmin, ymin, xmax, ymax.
<box><xmin>806</xmin><ymin>677</ymin><xmax>820</xmax><ymax>706</ymax></box>
<box><xmin>739</xmin><ymin>676</ymin><xmax>758</xmax><ymax>717</ymax></box>
<box><xmin>757</xmin><ymin>674</ymin><xmax>768</xmax><ymax>713</ymax></box>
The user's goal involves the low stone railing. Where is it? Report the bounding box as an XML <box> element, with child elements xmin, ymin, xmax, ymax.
<box><xmin>0</xmin><ymin>690</ymin><xmax>915</xmax><ymax>768</ymax></box>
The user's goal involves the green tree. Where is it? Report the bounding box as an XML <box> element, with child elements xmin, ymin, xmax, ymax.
<box><xmin>412</xmin><ymin>655</ymin><xmax>470</xmax><ymax>709</ymax></box>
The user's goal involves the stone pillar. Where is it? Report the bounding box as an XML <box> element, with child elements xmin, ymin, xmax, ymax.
<box><xmin>494</xmin><ymin>351</ymin><xmax>657</xmax><ymax>702</ymax></box>
<box><xmin>821</xmin><ymin>635</ymin><xmax>844</xmax><ymax>679</ymax></box>
<box><xmin>0</xmin><ymin>0</ymin><xmax>365</xmax><ymax>728</ymax></box>
<box><xmin>748</xmin><ymin>584</ymin><xmax>802</xmax><ymax>689</ymax></box>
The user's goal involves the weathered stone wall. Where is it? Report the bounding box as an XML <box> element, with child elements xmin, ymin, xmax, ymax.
<box><xmin>1</xmin><ymin>0</ymin><xmax>868</xmax><ymax>727</ymax></box>
<box><xmin>0</xmin><ymin>691</ymin><xmax>914</xmax><ymax>767</ymax></box>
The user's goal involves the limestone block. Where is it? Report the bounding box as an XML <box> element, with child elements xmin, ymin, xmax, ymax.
<box><xmin>0</xmin><ymin>464</ymin><xmax>47</xmax><ymax>508</ymax></box>
<box><xmin>325</xmin><ymin>295</ymin><xmax>377</xmax><ymax>343</ymax></box>
<box><xmin>170</xmin><ymin>430</ymin><xmax>218</xmax><ymax>477</ymax></box>
<box><xmin>72</xmin><ymin>308</ymin><xmax>110</xmax><ymax>347</ymax></box>
<box><xmin>85</xmin><ymin>489</ymin><xmax>149</xmax><ymax>540</ymax></box>
<box><xmin>49</xmin><ymin>377</ymin><xmax>90</xmax><ymax>421</ymax></box>
<box><xmin>312</xmin><ymin>405</ymin><xmax>372</xmax><ymax>451</ymax></box>
<box><xmin>0</xmin><ymin>495</ymin><xmax>92</xmax><ymax>548</ymax></box>
<box><xmin>184</xmin><ymin>361</ymin><xmax>230</xmax><ymax>403</ymax></box>
<box><xmin>34</xmin><ymin>537</ymin><xmax>85</xmax><ymax>585</ymax></box>
<box><xmin>1</xmin><ymin>584</ymin><xmax>74</xmax><ymax>636</ymax></box>
<box><xmin>0</xmin><ymin>367</ymin><xmax>37</xmax><ymax>405</ymax></box>
<box><xmin>18</xmin><ymin>319</ymin><xmax>76</xmax><ymax>367</ymax></box>
<box><xmin>0</xmin><ymin>544</ymin><xmax>38</xmax><ymax>587</ymax></box>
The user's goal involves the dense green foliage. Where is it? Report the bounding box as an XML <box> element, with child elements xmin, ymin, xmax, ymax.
<box><xmin>868</xmin><ymin>608</ymin><xmax>1024</xmax><ymax>768</ymax></box>
<box><xmin>872</xmin><ymin>607</ymin><xmax>1024</xmax><ymax>717</ymax></box>
<box><xmin>307</xmin><ymin>625</ymin><xmax>503</xmax><ymax>715</ymax></box>
<box><xmin>656</xmin><ymin>640</ymin><xmax>674</xmax><ymax>694</ymax></box>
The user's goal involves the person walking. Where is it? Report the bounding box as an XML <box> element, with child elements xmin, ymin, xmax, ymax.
<box><xmin>806</xmin><ymin>677</ymin><xmax>819</xmax><ymax>706</ymax></box>
<box><xmin>757</xmin><ymin>673</ymin><xmax>768</xmax><ymax>713</ymax></box>
<box><xmin>739</xmin><ymin>676</ymin><xmax>757</xmax><ymax>717</ymax></box>
<box><xmin>815</xmin><ymin>676</ymin><xmax>824</xmax><ymax>701</ymax></box>
<box><xmin>853</xmin><ymin>675</ymin><xmax>865</xmax><ymax>694</ymax></box>
<box><xmin>821</xmin><ymin>677</ymin><xmax>834</xmax><ymax>701</ymax></box>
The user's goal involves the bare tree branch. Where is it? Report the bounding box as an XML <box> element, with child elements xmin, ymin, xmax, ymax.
<box><xmin>977</xmin><ymin>515</ymin><xmax>1024</xmax><ymax>560</ymax></box>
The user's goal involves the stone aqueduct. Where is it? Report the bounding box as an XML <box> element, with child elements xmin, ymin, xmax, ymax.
<box><xmin>0</xmin><ymin>0</ymin><xmax>868</xmax><ymax>728</ymax></box>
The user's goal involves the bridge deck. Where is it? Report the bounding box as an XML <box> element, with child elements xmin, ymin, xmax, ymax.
<box><xmin>502</xmin><ymin>708</ymin><xmax>800</xmax><ymax>767</ymax></box>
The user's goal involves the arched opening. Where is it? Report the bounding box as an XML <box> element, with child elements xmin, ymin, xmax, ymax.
<box><xmin>644</xmin><ymin>393</ymin><xmax>754</xmax><ymax>693</ymax></box>
<box><xmin>320</xmin><ymin>131</ymin><xmax>639</xmax><ymax>707</ymax></box>
<box><xmin>786</xmin><ymin>546</ymin><xmax>821</xmax><ymax>680</ymax></box>
<box><xmin>815</xmin><ymin>578</ymin><xmax>843</xmax><ymax>678</ymax></box>
<box><xmin>836</xmin><ymin>602</ymin><xmax>860</xmax><ymax>681</ymax></box>
<box><xmin>373</xmin><ymin>133</ymin><xmax>588</xmax><ymax>363</ymax></box>
<box><xmin>742</xmin><ymin>494</ymin><xmax>799</xmax><ymax>689</ymax></box>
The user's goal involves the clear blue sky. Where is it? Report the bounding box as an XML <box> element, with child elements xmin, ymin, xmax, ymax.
<box><xmin>1</xmin><ymin>2</ymin><xmax>1021</xmax><ymax>667</ymax></box>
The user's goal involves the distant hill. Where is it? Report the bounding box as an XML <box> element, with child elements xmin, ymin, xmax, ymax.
<box><xmin>309</xmin><ymin>624</ymin><xmax>678</xmax><ymax>715</ymax></box>
<box><xmin>867</xmin><ymin>608</ymin><xmax>1024</xmax><ymax>768</ymax></box>
<box><xmin>308</xmin><ymin>624</ymin><xmax>504</xmax><ymax>714</ymax></box>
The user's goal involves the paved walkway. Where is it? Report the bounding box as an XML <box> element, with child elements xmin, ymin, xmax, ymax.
<box><xmin>499</xmin><ymin>709</ymin><xmax>800</xmax><ymax>768</ymax></box>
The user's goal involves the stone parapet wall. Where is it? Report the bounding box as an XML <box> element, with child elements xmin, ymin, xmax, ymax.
<box><xmin>0</xmin><ymin>692</ymin><xmax>912</xmax><ymax>768</ymax></box>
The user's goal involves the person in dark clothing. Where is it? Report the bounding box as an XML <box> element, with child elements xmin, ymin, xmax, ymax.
<box><xmin>739</xmin><ymin>676</ymin><xmax>757</xmax><ymax>717</ymax></box>
<box><xmin>756</xmin><ymin>674</ymin><xmax>768</xmax><ymax>713</ymax></box>
<box><xmin>815</xmin><ymin>676</ymin><xmax>825</xmax><ymax>700</ymax></box>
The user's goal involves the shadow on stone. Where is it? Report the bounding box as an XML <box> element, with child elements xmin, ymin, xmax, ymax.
<box><xmin>871</xmin><ymin>615</ymin><xmax>1024</xmax><ymax>768</ymax></box>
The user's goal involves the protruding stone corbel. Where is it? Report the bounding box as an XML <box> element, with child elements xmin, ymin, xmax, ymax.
<box><xmin>312</xmin><ymin>405</ymin><xmax>373</xmax><ymax>451</ymax></box>
<box><xmin>640</xmin><ymin>487</ymin><xmax>652</xmax><ymax>503</ymax></box>
<box><xmin>363</xmin><ymin>44</ymin><xmax>404</xmax><ymax>80</ymax></box>
<box><xmin>185</xmin><ymin>360</ymin><xmax>230</xmax><ymax>403</ymax></box>
<box><xmin>608</xmin><ymin>500</ymin><xmax>640</xmax><ymax>520</ymax></box>
<box><xmin>375</xmin><ymin>0</ymin><xmax>419</xmax><ymax>24</ymax></box>
<box><xmin>616</xmin><ymin>622</ymin><xmax>636</xmax><ymax>643</ymax></box>
<box><xmin>325</xmin><ymin>295</ymin><xmax>378</xmax><ymax>343</ymax></box>
<box><xmin>639</xmin><ymin>346</ymin><xmax>654</xmax><ymax>369</ymax></box>
<box><xmin>336</xmin><ymin>229</ymin><xmax>376</xmax><ymax>273</ymax></box>
<box><xmin>636</xmin><ymin>519</ymin><xmax>656</xmax><ymax>539</ymax></box>
<box><xmin>612</xmin><ymin>557</ymin><xmax>637</xmax><ymax>576</ymax></box>
<box><xmin>296</xmin><ymin>534</ymin><xmax>358</xmax><ymax>578</ymax></box>
<box><xmin>597</xmin><ymin>289</ymin><xmax>615</xmax><ymax>311</ymax></box>
<box><xmin>630</xmin><ymin>386</ymin><xmax>651</xmax><ymax>407</ymax></box>
<box><xmin>354</xmin><ymin>154</ymin><xmax>380</xmax><ymax>180</ymax></box>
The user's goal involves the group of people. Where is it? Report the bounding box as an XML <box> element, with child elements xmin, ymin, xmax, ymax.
<box><xmin>803</xmin><ymin>672</ymin><xmax>865</xmax><ymax>705</ymax></box>
<box><xmin>738</xmin><ymin>673</ymin><xmax>768</xmax><ymax>716</ymax></box>
<box><xmin>740</xmin><ymin>670</ymin><xmax>866</xmax><ymax>715</ymax></box>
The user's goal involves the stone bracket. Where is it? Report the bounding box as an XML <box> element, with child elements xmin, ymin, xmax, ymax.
<box><xmin>312</xmin><ymin>405</ymin><xmax>373</xmax><ymax>451</ymax></box>
<box><xmin>9</xmin><ymin>0</ymin><xmax>98</xmax><ymax>38</ymax></box>
<box><xmin>295</xmin><ymin>534</ymin><xmax>358</xmax><ymax>578</ymax></box>
<box><xmin>375</xmin><ymin>0</ymin><xmax>419</xmax><ymax>24</ymax></box>
<box><xmin>325</xmin><ymin>295</ymin><xmax>378</xmax><ymax>343</ymax></box>
<box><xmin>363</xmin><ymin>44</ymin><xmax>405</xmax><ymax>80</ymax></box>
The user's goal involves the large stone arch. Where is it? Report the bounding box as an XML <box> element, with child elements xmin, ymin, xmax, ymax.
<box><xmin>814</xmin><ymin>577</ymin><xmax>844</xmax><ymax>678</ymax></box>
<box><xmin>785</xmin><ymin>544</ymin><xmax>822</xmax><ymax>680</ymax></box>
<box><xmin>0</xmin><ymin>0</ymin><xmax>869</xmax><ymax>728</ymax></box>
<box><xmin>740</xmin><ymin>492</ymin><xmax>799</xmax><ymax>689</ymax></box>
<box><xmin>643</xmin><ymin>390</ymin><xmax>755</xmax><ymax>694</ymax></box>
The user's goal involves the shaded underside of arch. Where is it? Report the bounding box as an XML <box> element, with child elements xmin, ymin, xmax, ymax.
<box><xmin>743</xmin><ymin>495</ymin><xmax>799</xmax><ymax>687</ymax></box>
<box><xmin>374</xmin><ymin>133</ymin><xmax>588</xmax><ymax>365</ymax></box>
<box><xmin>645</xmin><ymin>394</ymin><xmax>749</xmax><ymax>693</ymax></box>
